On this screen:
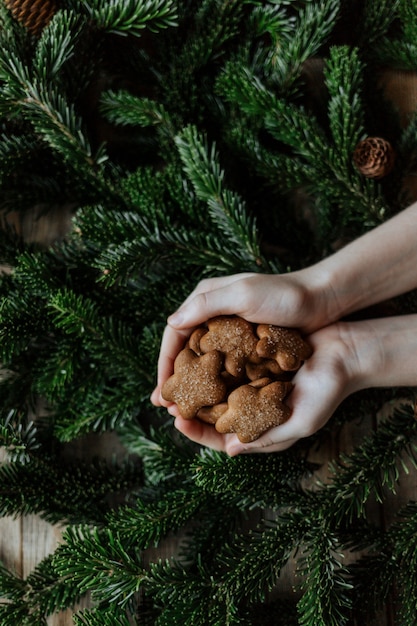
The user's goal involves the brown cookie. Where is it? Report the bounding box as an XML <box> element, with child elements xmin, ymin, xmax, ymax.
<box><xmin>248</xmin><ymin>377</ymin><xmax>274</xmax><ymax>388</ymax></box>
<box><xmin>188</xmin><ymin>327</ymin><xmax>208</xmax><ymax>355</ymax></box>
<box><xmin>199</xmin><ymin>316</ymin><xmax>261</xmax><ymax>378</ymax></box>
<box><xmin>246</xmin><ymin>359</ymin><xmax>284</xmax><ymax>381</ymax></box>
<box><xmin>161</xmin><ymin>348</ymin><xmax>227</xmax><ymax>419</ymax></box>
<box><xmin>215</xmin><ymin>381</ymin><xmax>292</xmax><ymax>443</ymax></box>
<box><xmin>256</xmin><ymin>325</ymin><xmax>312</xmax><ymax>371</ymax></box>
<box><xmin>197</xmin><ymin>402</ymin><xmax>228</xmax><ymax>424</ymax></box>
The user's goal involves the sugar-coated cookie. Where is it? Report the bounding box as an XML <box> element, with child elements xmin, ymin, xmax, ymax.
<box><xmin>188</xmin><ymin>327</ymin><xmax>208</xmax><ymax>355</ymax></box>
<box><xmin>197</xmin><ymin>402</ymin><xmax>228</xmax><ymax>424</ymax></box>
<box><xmin>256</xmin><ymin>324</ymin><xmax>312</xmax><ymax>371</ymax></box>
<box><xmin>199</xmin><ymin>316</ymin><xmax>261</xmax><ymax>378</ymax></box>
<box><xmin>161</xmin><ymin>348</ymin><xmax>227</xmax><ymax>419</ymax></box>
<box><xmin>215</xmin><ymin>381</ymin><xmax>292</xmax><ymax>443</ymax></box>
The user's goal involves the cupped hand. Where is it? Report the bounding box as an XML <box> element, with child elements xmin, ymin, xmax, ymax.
<box><xmin>150</xmin><ymin>270</ymin><xmax>331</xmax><ymax>407</ymax></box>
<box><xmin>170</xmin><ymin>313</ymin><xmax>417</xmax><ymax>454</ymax></box>
<box><xmin>172</xmin><ymin>322</ymin><xmax>359</xmax><ymax>455</ymax></box>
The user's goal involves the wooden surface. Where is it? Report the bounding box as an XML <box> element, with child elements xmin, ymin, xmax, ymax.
<box><xmin>1</xmin><ymin>214</ymin><xmax>416</xmax><ymax>625</ymax></box>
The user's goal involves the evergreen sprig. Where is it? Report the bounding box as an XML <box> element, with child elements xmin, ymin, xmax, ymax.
<box><xmin>266</xmin><ymin>0</ymin><xmax>341</xmax><ymax>93</ymax></box>
<box><xmin>175</xmin><ymin>125</ymin><xmax>267</xmax><ymax>270</ymax></box>
<box><xmin>0</xmin><ymin>411</ymin><xmax>40</xmax><ymax>464</ymax></box>
<box><xmin>100</xmin><ymin>91</ymin><xmax>176</xmax><ymax>139</ymax></box>
<box><xmin>107</xmin><ymin>484</ymin><xmax>210</xmax><ymax>549</ymax></box>
<box><xmin>0</xmin><ymin>454</ymin><xmax>141</xmax><ymax>523</ymax></box>
<box><xmin>73</xmin><ymin>606</ymin><xmax>132</xmax><ymax>626</ymax></box>
<box><xmin>324</xmin><ymin>402</ymin><xmax>417</xmax><ymax>523</ymax></box>
<box><xmin>53</xmin><ymin>525</ymin><xmax>145</xmax><ymax>607</ymax></box>
<box><xmin>190</xmin><ymin>447</ymin><xmax>316</xmax><ymax>509</ymax></box>
<box><xmin>83</xmin><ymin>0</ymin><xmax>178</xmax><ymax>37</ymax></box>
<box><xmin>296</xmin><ymin>515</ymin><xmax>352</xmax><ymax>626</ymax></box>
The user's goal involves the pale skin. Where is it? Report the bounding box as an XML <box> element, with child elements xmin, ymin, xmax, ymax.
<box><xmin>151</xmin><ymin>201</ymin><xmax>417</xmax><ymax>456</ymax></box>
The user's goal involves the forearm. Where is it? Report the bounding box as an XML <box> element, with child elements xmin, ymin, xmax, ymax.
<box><xmin>310</xmin><ymin>201</ymin><xmax>417</xmax><ymax>323</ymax></box>
<box><xmin>338</xmin><ymin>314</ymin><xmax>417</xmax><ymax>393</ymax></box>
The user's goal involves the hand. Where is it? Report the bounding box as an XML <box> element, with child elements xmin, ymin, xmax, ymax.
<box><xmin>171</xmin><ymin>321</ymin><xmax>358</xmax><ymax>455</ymax></box>
<box><xmin>150</xmin><ymin>270</ymin><xmax>331</xmax><ymax>408</ymax></box>
<box><xmin>171</xmin><ymin>314</ymin><xmax>417</xmax><ymax>455</ymax></box>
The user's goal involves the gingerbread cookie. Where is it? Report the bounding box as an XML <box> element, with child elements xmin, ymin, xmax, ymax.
<box><xmin>199</xmin><ymin>316</ymin><xmax>261</xmax><ymax>378</ymax></box>
<box><xmin>197</xmin><ymin>402</ymin><xmax>228</xmax><ymax>424</ymax></box>
<box><xmin>256</xmin><ymin>325</ymin><xmax>312</xmax><ymax>371</ymax></box>
<box><xmin>188</xmin><ymin>327</ymin><xmax>207</xmax><ymax>355</ymax></box>
<box><xmin>215</xmin><ymin>381</ymin><xmax>292</xmax><ymax>443</ymax></box>
<box><xmin>246</xmin><ymin>358</ymin><xmax>284</xmax><ymax>381</ymax></box>
<box><xmin>161</xmin><ymin>348</ymin><xmax>227</xmax><ymax>419</ymax></box>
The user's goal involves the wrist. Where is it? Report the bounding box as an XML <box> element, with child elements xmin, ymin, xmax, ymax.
<box><xmin>339</xmin><ymin>315</ymin><xmax>417</xmax><ymax>392</ymax></box>
<box><xmin>292</xmin><ymin>264</ymin><xmax>342</xmax><ymax>332</ymax></box>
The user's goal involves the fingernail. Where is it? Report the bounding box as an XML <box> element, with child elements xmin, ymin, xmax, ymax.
<box><xmin>227</xmin><ymin>444</ymin><xmax>245</xmax><ymax>457</ymax></box>
<box><xmin>168</xmin><ymin>311</ymin><xmax>184</xmax><ymax>326</ymax></box>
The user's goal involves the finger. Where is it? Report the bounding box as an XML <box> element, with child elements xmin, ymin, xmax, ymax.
<box><xmin>151</xmin><ymin>324</ymin><xmax>191</xmax><ymax>406</ymax></box>
<box><xmin>174</xmin><ymin>415</ymin><xmax>241</xmax><ymax>453</ymax></box>
<box><xmin>167</xmin><ymin>273</ymin><xmax>257</xmax><ymax>328</ymax></box>
<box><xmin>227</xmin><ymin>358</ymin><xmax>347</xmax><ymax>455</ymax></box>
<box><xmin>226</xmin><ymin>437</ymin><xmax>300</xmax><ymax>455</ymax></box>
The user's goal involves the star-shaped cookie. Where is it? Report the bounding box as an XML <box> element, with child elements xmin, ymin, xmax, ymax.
<box><xmin>256</xmin><ymin>325</ymin><xmax>312</xmax><ymax>371</ymax></box>
<box><xmin>215</xmin><ymin>381</ymin><xmax>292</xmax><ymax>442</ymax></box>
<box><xmin>161</xmin><ymin>348</ymin><xmax>227</xmax><ymax>419</ymax></box>
<box><xmin>199</xmin><ymin>316</ymin><xmax>261</xmax><ymax>378</ymax></box>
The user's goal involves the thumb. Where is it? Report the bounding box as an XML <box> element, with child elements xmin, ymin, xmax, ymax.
<box><xmin>168</xmin><ymin>285</ymin><xmax>244</xmax><ymax>329</ymax></box>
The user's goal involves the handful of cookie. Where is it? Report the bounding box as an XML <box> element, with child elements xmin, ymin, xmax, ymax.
<box><xmin>161</xmin><ymin>316</ymin><xmax>312</xmax><ymax>443</ymax></box>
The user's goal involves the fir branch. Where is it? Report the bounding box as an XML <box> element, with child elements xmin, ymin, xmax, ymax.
<box><xmin>0</xmin><ymin>561</ymin><xmax>26</xmax><ymax>601</ymax></box>
<box><xmin>389</xmin><ymin>501</ymin><xmax>417</xmax><ymax>625</ymax></box>
<box><xmin>48</xmin><ymin>289</ymin><xmax>154</xmax><ymax>384</ymax></box>
<box><xmin>0</xmin><ymin>291</ymin><xmax>49</xmax><ymax>365</ymax></box>
<box><xmin>175</xmin><ymin>125</ymin><xmax>267</xmax><ymax>270</ymax></box>
<box><xmin>23</xmin><ymin>553</ymin><xmax>85</xmax><ymax>618</ymax></box>
<box><xmin>399</xmin><ymin>0</ymin><xmax>417</xmax><ymax>42</ymax></box>
<box><xmin>226</xmin><ymin>121</ymin><xmax>310</xmax><ymax>190</ymax></box>
<box><xmin>53</xmin><ymin>525</ymin><xmax>145</xmax><ymax>607</ymax></box>
<box><xmin>0</xmin><ymin>455</ymin><xmax>140</xmax><ymax>524</ymax></box>
<box><xmin>323</xmin><ymin>403</ymin><xmax>417</xmax><ymax>523</ymax></box>
<box><xmin>73</xmin><ymin>606</ymin><xmax>132</xmax><ymax>626</ymax></box>
<box><xmin>359</xmin><ymin>0</ymin><xmax>399</xmax><ymax>48</ymax></box>
<box><xmin>347</xmin><ymin>503</ymin><xmax>417</xmax><ymax>622</ymax></box>
<box><xmin>118</xmin><ymin>422</ymin><xmax>198</xmax><ymax>485</ymax></box>
<box><xmin>324</xmin><ymin>46</ymin><xmax>365</xmax><ymax>158</ymax></box>
<box><xmin>191</xmin><ymin>447</ymin><xmax>316</xmax><ymax>509</ymax></box>
<box><xmin>100</xmin><ymin>90</ymin><xmax>176</xmax><ymax>139</ymax></box>
<box><xmin>349</xmin><ymin>551</ymin><xmax>397</xmax><ymax>623</ymax></box>
<box><xmin>52</xmin><ymin>381</ymin><xmax>142</xmax><ymax>442</ymax></box>
<box><xmin>215</xmin><ymin>513</ymin><xmax>308</xmax><ymax>605</ymax></box>
<box><xmin>267</xmin><ymin>0</ymin><xmax>340</xmax><ymax>92</ymax></box>
<box><xmin>145</xmin><ymin>558</ymin><xmax>246</xmax><ymax>626</ymax></box>
<box><xmin>296</xmin><ymin>515</ymin><xmax>352</xmax><ymax>626</ymax></box>
<box><xmin>0</xmin><ymin>15</ymin><xmax>99</xmax><ymax>168</ymax></box>
<box><xmin>33</xmin><ymin>11</ymin><xmax>81</xmax><ymax>83</ymax></box>
<box><xmin>0</xmin><ymin>410</ymin><xmax>40</xmax><ymax>464</ymax></box>
<box><xmin>107</xmin><ymin>485</ymin><xmax>210</xmax><ymax>549</ymax></box>
<box><xmin>369</xmin><ymin>0</ymin><xmax>417</xmax><ymax>69</ymax></box>
<box><xmin>83</xmin><ymin>0</ymin><xmax>178</xmax><ymax>37</ymax></box>
<box><xmin>249</xmin><ymin>3</ymin><xmax>294</xmax><ymax>47</ymax></box>
<box><xmin>0</xmin><ymin>603</ymin><xmax>41</xmax><ymax>626</ymax></box>
<box><xmin>373</xmin><ymin>39</ymin><xmax>417</xmax><ymax>71</ymax></box>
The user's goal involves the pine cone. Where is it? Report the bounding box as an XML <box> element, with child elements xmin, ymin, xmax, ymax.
<box><xmin>353</xmin><ymin>137</ymin><xmax>395</xmax><ymax>179</ymax></box>
<box><xmin>4</xmin><ymin>0</ymin><xmax>58</xmax><ymax>34</ymax></box>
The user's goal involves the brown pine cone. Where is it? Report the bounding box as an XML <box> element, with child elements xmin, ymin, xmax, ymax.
<box><xmin>4</xmin><ymin>0</ymin><xmax>58</xmax><ymax>34</ymax></box>
<box><xmin>353</xmin><ymin>137</ymin><xmax>395</xmax><ymax>179</ymax></box>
